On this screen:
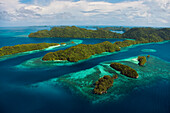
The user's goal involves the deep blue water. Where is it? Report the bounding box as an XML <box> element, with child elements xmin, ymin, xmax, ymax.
<box><xmin>0</xmin><ymin>26</ymin><xmax>169</xmax><ymax>113</ymax></box>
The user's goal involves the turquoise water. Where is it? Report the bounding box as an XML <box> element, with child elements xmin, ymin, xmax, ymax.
<box><xmin>141</xmin><ymin>49</ymin><xmax>157</xmax><ymax>52</ymax></box>
<box><xmin>0</xmin><ymin>26</ymin><xmax>169</xmax><ymax>113</ymax></box>
<box><xmin>111</xmin><ymin>30</ymin><xmax>124</xmax><ymax>34</ymax></box>
<box><xmin>31</xmin><ymin>55</ymin><xmax>169</xmax><ymax>104</ymax></box>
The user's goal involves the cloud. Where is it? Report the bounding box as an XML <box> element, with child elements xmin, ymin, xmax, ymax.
<box><xmin>0</xmin><ymin>11</ymin><xmax>12</xmax><ymax>21</ymax></box>
<box><xmin>0</xmin><ymin>0</ymin><xmax>169</xmax><ymax>27</ymax></box>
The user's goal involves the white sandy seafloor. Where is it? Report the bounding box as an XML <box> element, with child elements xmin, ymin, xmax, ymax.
<box><xmin>141</xmin><ymin>49</ymin><xmax>157</xmax><ymax>52</ymax></box>
<box><xmin>0</xmin><ymin>39</ymin><xmax>83</xmax><ymax>62</ymax></box>
<box><xmin>29</xmin><ymin>55</ymin><xmax>170</xmax><ymax>103</ymax></box>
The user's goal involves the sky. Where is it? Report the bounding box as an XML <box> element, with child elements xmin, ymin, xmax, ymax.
<box><xmin>0</xmin><ymin>0</ymin><xmax>169</xmax><ymax>27</ymax></box>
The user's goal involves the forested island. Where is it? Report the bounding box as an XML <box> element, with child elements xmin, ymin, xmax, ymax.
<box><xmin>42</xmin><ymin>40</ymin><xmax>138</xmax><ymax>62</ymax></box>
<box><xmin>138</xmin><ymin>56</ymin><xmax>147</xmax><ymax>66</ymax></box>
<box><xmin>42</xmin><ymin>41</ymin><xmax>121</xmax><ymax>62</ymax></box>
<box><xmin>29</xmin><ymin>26</ymin><xmax>170</xmax><ymax>62</ymax></box>
<box><xmin>1</xmin><ymin>26</ymin><xmax>168</xmax><ymax>97</ymax></box>
<box><xmin>41</xmin><ymin>26</ymin><xmax>170</xmax><ymax>62</ymax></box>
<box><xmin>97</xmin><ymin>26</ymin><xmax>131</xmax><ymax>32</ymax></box>
<box><xmin>0</xmin><ymin>43</ymin><xmax>60</xmax><ymax>57</ymax></box>
<box><xmin>123</xmin><ymin>27</ymin><xmax>170</xmax><ymax>42</ymax></box>
<box><xmin>1</xmin><ymin>27</ymin><xmax>169</xmax><ymax>61</ymax></box>
<box><xmin>26</xmin><ymin>26</ymin><xmax>170</xmax><ymax>97</ymax></box>
<box><xmin>93</xmin><ymin>75</ymin><xmax>114</xmax><ymax>95</ymax></box>
<box><xmin>1</xmin><ymin>26</ymin><xmax>168</xmax><ymax>62</ymax></box>
<box><xmin>28</xmin><ymin>26</ymin><xmax>170</xmax><ymax>42</ymax></box>
<box><xmin>28</xmin><ymin>26</ymin><xmax>121</xmax><ymax>38</ymax></box>
<box><xmin>110</xmin><ymin>63</ymin><xmax>139</xmax><ymax>78</ymax></box>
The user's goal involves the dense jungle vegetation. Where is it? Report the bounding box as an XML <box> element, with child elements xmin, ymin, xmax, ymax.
<box><xmin>29</xmin><ymin>26</ymin><xmax>170</xmax><ymax>43</ymax></box>
<box><xmin>0</xmin><ymin>43</ymin><xmax>59</xmax><ymax>57</ymax></box>
<box><xmin>93</xmin><ymin>75</ymin><xmax>114</xmax><ymax>95</ymax></box>
<box><xmin>110</xmin><ymin>63</ymin><xmax>139</xmax><ymax>78</ymax></box>
<box><xmin>42</xmin><ymin>40</ymin><xmax>138</xmax><ymax>62</ymax></box>
<box><xmin>138</xmin><ymin>56</ymin><xmax>147</xmax><ymax>66</ymax></box>
<box><xmin>42</xmin><ymin>41</ymin><xmax>121</xmax><ymax>62</ymax></box>
<box><xmin>29</xmin><ymin>26</ymin><xmax>122</xmax><ymax>39</ymax></box>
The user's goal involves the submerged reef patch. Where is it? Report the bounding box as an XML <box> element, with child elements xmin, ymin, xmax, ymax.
<box><xmin>30</xmin><ymin>56</ymin><xmax>170</xmax><ymax>103</ymax></box>
<box><xmin>141</xmin><ymin>49</ymin><xmax>157</xmax><ymax>52</ymax></box>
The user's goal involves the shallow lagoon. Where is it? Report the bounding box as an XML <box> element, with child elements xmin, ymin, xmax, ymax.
<box><xmin>30</xmin><ymin>55</ymin><xmax>170</xmax><ymax>104</ymax></box>
<box><xmin>0</xmin><ymin>27</ymin><xmax>170</xmax><ymax>113</ymax></box>
<box><xmin>141</xmin><ymin>49</ymin><xmax>157</xmax><ymax>52</ymax></box>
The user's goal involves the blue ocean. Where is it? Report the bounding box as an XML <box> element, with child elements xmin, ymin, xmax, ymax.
<box><xmin>0</xmin><ymin>26</ymin><xmax>169</xmax><ymax>113</ymax></box>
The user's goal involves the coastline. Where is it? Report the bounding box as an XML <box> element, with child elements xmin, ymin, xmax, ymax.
<box><xmin>15</xmin><ymin>40</ymin><xmax>170</xmax><ymax>69</ymax></box>
<box><xmin>41</xmin><ymin>40</ymin><xmax>169</xmax><ymax>63</ymax></box>
<box><xmin>1</xmin><ymin>26</ymin><xmax>170</xmax><ymax>113</ymax></box>
<box><xmin>0</xmin><ymin>39</ymin><xmax>83</xmax><ymax>61</ymax></box>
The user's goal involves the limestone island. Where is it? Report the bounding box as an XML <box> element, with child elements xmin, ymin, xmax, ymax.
<box><xmin>93</xmin><ymin>75</ymin><xmax>114</xmax><ymax>95</ymax></box>
<box><xmin>42</xmin><ymin>40</ymin><xmax>137</xmax><ymax>62</ymax></box>
<box><xmin>43</xmin><ymin>55</ymin><xmax>170</xmax><ymax>102</ymax></box>
<box><xmin>35</xmin><ymin>27</ymin><xmax>170</xmax><ymax>62</ymax></box>
<box><xmin>0</xmin><ymin>43</ymin><xmax>60</xmax><ymax>57</ymax></box>
<box><xmin>27</xmin><ymin>27</ymin><xmax>169</xmax><ymax>100</ymax></box>
<box><xmin>93</xmin><ymin>62</ymin><xmax>139</xmax><ymax>95</ymax></box>
<box><xmin>138</xmin><ymin>56</ymin><xmax>147</xmax><ymax>66</ymax></box>
<box><xmin>28</xmin><ymin>26</ymin><xmax>170</xmax><ymax>43</ymax></box>
<box><xmin>28</xmin><ymin>26</ymin><xmax>122</xmax><ymax>39</ymax></box>
<box><xmin>110</xmin><ymin>63</ymin><xmax>139</xmax><ymax>78</ymax></box>
<box><xmin>0</xmin><ymin>41</ymin><xmax>77</xmax><ymax>57</ymax></box>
